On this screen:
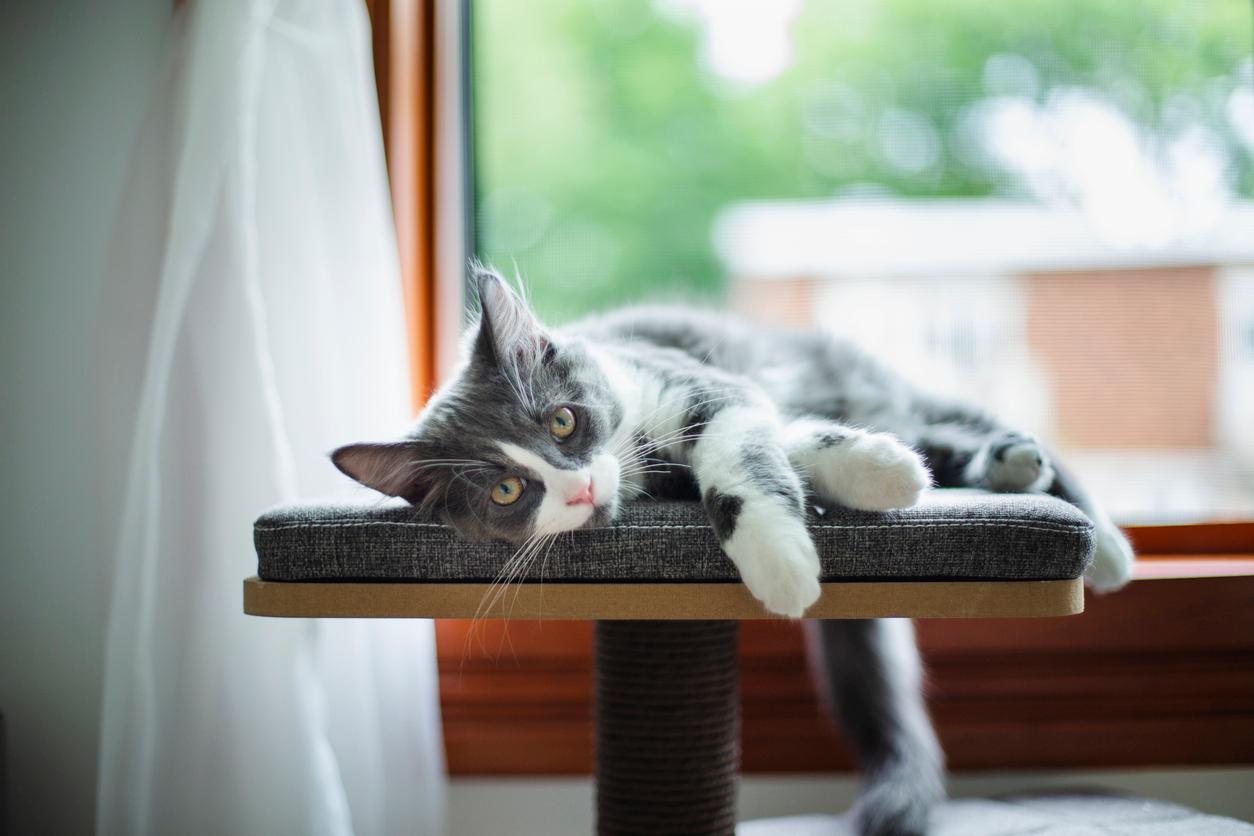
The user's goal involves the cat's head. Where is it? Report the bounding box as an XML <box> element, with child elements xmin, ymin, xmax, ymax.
<box><xmin>332</xmin><ymin>267</ymin><xmax>625</xmax><ymax>542</ymax></box>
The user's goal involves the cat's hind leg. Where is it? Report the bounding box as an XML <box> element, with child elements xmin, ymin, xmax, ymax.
<box><xmin>963</xmin><ymin>431</ymin><xmax>1055</xmax><ymax>493</ymax></box>
<box><xmin>917</xmin><ymin>422</ymin><xmax>1134</xmax><ymax>591</ymax></box>
<box><xmin>783</xmin><ymin>418</ymin><xmax>931</xmax><ymax>512</ymax></box>
<box><xmin>1048</xmin><ymin>463</ymin><xmax>1135</xmax><ymax>591</ymax></box>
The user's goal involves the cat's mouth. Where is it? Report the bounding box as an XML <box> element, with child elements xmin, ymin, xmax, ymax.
<box><xmin>571</xmin><ymin>475</ymin><xmax>620</xmax><ymax>531</ymax></box>
<box><xmin>579</xmin><ymin>499</ymin><xmax>617</xmax><ymax>529</ymax></box>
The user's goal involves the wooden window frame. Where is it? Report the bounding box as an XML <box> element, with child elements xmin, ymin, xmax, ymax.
<box><xmin>366</xmin><ymin>0</ymin><xmax>435</xmax><ymax>408</ymax></box>
<box><xmin>435</xmin><ymin>538</ymin><xmax>1254</xmax><ymax>776</ymax></box>
<box><xmin>370</xmin><ymin>1</ymin><xmax>1254</xmax><ymax>776</ymax></box>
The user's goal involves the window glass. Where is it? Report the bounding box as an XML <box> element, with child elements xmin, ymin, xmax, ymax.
<box><xmin>471</xmin><ymin>0</ymin><xmax>1254</xmax><ymax>522</ymax></box>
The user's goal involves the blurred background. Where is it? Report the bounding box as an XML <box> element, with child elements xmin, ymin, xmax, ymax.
<box><xmin>472</xmin><ymin>0</ymin><xmax>1254</xmax><ymax>524</ymax></box>
<box><xmin>3</xmin><ymin>2</ymin><xmax>1253</xmax><ymax>834</ymax></box>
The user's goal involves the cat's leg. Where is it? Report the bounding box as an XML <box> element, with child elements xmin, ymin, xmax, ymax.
<box><xmin>782</xmin><ymin>417</ymin><xmax>931</xmax><ymax>511</ymax></box>
<box><xmin>808</xmin><ymin>619</ymin><xmax>944</xmax><ymax>836</ymax></box>
<box><xmin>915</xmin><ymin>421</ymin><xmax>1134</xmax><ymax>591</ymax></box>
<box><xmin>692</xmin><ymin>405</ymin><xmax>821</xmax><ymax>617</ymax></box>
<box><xmin>963</xmin><ymin>430</ymin><xmax>1055</xmax><ymax>492</ymax></box>
<box><xmin>912</xmin><ymin>419</ymin><xmax>1053</xmax><ymax>492</ymax></box>
<box><xmin>1048</xmin><ymin>462</ymin><xmax>1135</xmax><ymax>591</ymax></box>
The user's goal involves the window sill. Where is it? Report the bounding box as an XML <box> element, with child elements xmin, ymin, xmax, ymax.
<box><xmin>437</xmin><ymin>523</ymin><xmax>1254</xmax><ymax>775</ymax></box>
<box><xmin>1133</xmin><ymin>556</ymin><xmax>1254</xmax><ymax>579</ymax></box>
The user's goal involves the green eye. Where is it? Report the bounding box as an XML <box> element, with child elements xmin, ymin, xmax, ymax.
<box><xmin>549</xmin><ymin>406</ymin><xmax>576</xmax><ymax>440</ymax></box>
<box><xmin>491</xmin><ymin>476</ymin><xmax>525</xmax><ymax>506</ymax></box>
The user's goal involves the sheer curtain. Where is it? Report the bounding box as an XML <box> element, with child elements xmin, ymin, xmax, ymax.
<box><xmin>95</xmin><ymin>1</ymin><xmax>446</xmax><ymax>834</ymax></box>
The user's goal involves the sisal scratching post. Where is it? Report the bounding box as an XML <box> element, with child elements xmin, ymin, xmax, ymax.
<box><xmin>594</xmin><ymin>620</ymin><xmax>740</xmax><ymax>836</ymax></box>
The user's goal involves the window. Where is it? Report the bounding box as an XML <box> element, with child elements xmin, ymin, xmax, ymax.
<box><xmin>373</xmin><ymin>0</ymin><xmax>1254</xmax><ymax>777</ymax></box>
<box><xmin>470</xmin><ymin>0</ymin><xmax>1254</xmax><ymax>524</ymax></box>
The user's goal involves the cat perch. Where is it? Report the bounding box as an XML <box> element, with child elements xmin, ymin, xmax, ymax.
<box><xmin>245</xmin><ymin>489</ymin><xmax>1092</xmax><ymax>835</ymax></box>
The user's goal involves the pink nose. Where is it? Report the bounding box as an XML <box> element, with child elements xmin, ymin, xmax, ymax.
<box><xmin>565</xmin><ymin>479</ymin><xmax>595</xmax><ymax>506</ymax></box>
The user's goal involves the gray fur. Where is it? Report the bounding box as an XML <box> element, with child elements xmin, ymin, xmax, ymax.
<box><xmin>816</xmin><ymin>430</ymin><xmax>850</xmax><ymax>448</ymax></box>
<box><xmin>702</xmin><ymin>489</ymin><xmax>743</xmax><ymax>541</ymax></box>
<box><xmin>334</xmin><ymin>268</ymin><xmax>625</xmax><ymax>541</ymax></box>
<box><xmin>740</xmin><ymin>443</ymin><xmax>805</xmax><ymax>510</ymax></box>
<box><xmin>334</xmin><ymin>267</ymin><xmax>1131</xmax><ymax>836</ymax></box>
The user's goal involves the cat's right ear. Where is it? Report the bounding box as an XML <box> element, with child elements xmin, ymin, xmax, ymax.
<box><xmin>331</xmin><ymin>441</ymin><xmax>427</xmax><ymax>502</ymax></box>
<box><xmin>471</xmin><ymin>263</ymin><xmax>549</xmax><ymax>369</ymax></box>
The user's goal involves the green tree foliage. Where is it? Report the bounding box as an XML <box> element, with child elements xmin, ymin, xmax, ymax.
<box><xmin>472</xmin><ymin>0</ymin><xmax>1252</xmax><ymax>321</ymax></box>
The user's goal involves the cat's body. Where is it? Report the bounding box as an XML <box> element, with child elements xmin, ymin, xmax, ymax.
<box><xmin>566</xmin><ymin>303</ymin><xmax>1133</xmax><ymax>596</ymax></box>
<box><xmin>334</xmin><ymin>268</ymin><xmax>1134</xmax><ymax>836</ymax></box>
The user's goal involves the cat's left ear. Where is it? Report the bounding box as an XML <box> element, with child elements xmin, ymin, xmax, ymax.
<box><xmin>331</xmin><ymin>440</ymin><xmax>430</xmax><ymax>504</ymax></box>
<box><xmin>471</xmin><ymin>264</ymin><xmax>550</xmax><ymax>370</ymax></box>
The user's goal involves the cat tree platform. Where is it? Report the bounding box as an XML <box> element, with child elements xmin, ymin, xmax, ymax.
<box><xmin>245</xmin><ymin>490</ymin><xmax>1093</xmax><ymax>835</ymax></box>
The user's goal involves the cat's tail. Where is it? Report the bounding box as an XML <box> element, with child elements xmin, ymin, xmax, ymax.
<box><xmin>805</xmin><ymin>619</ymin><xmax>944</xmax><ymax>836</ymax></box>
<box><xmin>1047</xmin><ymin>460</ymin><xmax>1135</xmax><ymax>592</ymax></box>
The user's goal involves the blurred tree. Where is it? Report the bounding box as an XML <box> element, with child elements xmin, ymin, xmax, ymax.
<box><xmin>472</xmin><ymin>0</ymin><xmax>1253</xmax><ymax>321</ymax></box>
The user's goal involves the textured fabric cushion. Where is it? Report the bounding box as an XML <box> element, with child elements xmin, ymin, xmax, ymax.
<box><xmin>254</xmin><ymin>489</ymin><xmax>1093</xmax><ymax>583</ymax></box>
<box><xmin>737</xmin><ymin>790</ymin><xmax>1254</xmax><ymax>835</ymax></box>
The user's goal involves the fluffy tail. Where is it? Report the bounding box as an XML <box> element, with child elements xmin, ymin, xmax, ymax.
<box><xmin>1047</xmin><ymin>460</ymin><xmax>1135</xmax><ymax>592</ymax></box>
<box><xmin>806</xmin><ymin>619</ymin><xmax>945</xmax><ymax>836</ymax></box>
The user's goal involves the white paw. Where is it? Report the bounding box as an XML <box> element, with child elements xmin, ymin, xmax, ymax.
<box><xmin>817</xmin><ymin>433</ymin><xmax>931</xmax><ymax>512</ymax></box>
<box><xmin>725</xmin><ymin>506</ymin><xmax>821</xmax><ymax>618</ymax></box>
<box><xmin>978</xmin><ymin>434</ymin><xmax>1054</xmax><ymax>492</ymax></box>
<box><xmin>1085</xmin><ymin>524</ymin><xmax>1135</xmax><ymax>592</ymax></box>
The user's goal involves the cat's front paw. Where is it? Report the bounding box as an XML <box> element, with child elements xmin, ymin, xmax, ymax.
<box><xmin>1086</xmin><ymin>523</ymin><xmax>1135</xmax><ymax>592</ymax></box>
<box><xmin>970</xmin><ymin>432</ymin><xmax>1054</xmax><ymax>492</ymax></box>
<box><xmin>817</xmin><ymin>433</ymin><xmax>931</xmax><ymax>512</ymax></box>
<box><xmin>724</xmin><ymin>508</ymin><xmax>821</xmax><ymax>618</ymax></box>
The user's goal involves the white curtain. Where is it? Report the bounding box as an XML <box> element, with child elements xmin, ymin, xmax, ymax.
<box><xmin>95</xmin><ymin>1</ymin><xmax>446</xmax><ymax>834</ymax></box>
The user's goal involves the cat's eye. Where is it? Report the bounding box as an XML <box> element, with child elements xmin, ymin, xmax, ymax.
<box><xmin>491</xmin><ymin>476</ymin><xmax>526</xmax><ymax>506</ymax></box>
<box><xmin>549</xmin><ymin>406</ymin><xmax>576</xmax><ymax>440</ymax></box>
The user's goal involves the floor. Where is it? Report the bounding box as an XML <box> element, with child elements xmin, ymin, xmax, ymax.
<box><xmin>446</xmin><ymin>768</ymin><xmax>1254</xmax><ymax>836</ymax></box>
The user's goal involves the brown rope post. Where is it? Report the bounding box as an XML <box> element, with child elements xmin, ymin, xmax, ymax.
<box><xmin>594</xmin><ymin>620</ymin><xmax>740</xmax><ymax>836</ymax></box>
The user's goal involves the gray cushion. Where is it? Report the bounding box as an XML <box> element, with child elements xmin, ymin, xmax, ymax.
<box><xmin>737</xmin><ymin>790</ymin><xmax>1254</xmax><ymax>835</ymax></box>
<box><xmin>254</xmin><ymin>489</ymin><xmax>1093</xmax><ymax>583</ymax></box>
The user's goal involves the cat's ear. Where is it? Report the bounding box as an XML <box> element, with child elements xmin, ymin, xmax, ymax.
<box><xmin>471</xmin><ymin>264</ymin><xmax>550</xmax><ymax>369</ymax></box>
<box><xmin>331</xmin><ymin>440</ymin><xmax>429</xmax><ymax>502</ymax></box>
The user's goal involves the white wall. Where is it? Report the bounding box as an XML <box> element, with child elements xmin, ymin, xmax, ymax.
<box><xmin>0</xmin><ymin>2</ymin><xmax>171</xmax><ymax>834</ymax></box>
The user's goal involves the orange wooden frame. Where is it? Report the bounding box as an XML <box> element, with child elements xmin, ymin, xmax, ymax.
<box><xmin>367</xmin><ymin>0</ymin><xmax>438</xmax><ymax>411</ymax></box>
<box><xmin>366</xmin><ymin>5</ymin><xmax>1254</xmax><ymax>775</ymax></box>
<box><xmin>437</xmin><ymin>568</ymin><xmax>1254</xmax><ymax>776</ymax></box>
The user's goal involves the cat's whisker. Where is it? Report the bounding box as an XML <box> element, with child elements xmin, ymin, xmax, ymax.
<box><xmin>495</xmin><ymin>533</ymin><xmax>552</xmax><ymax>630</ymax></box>
<box><xmin>480</xmin><ymin>529</ymin><xmax>548</xmax><ymax>623</ymax></box>
<box><xmin>648</xmin><ymin>407</ymin><xmax>750</xmax><ymax>454</ymax></box>
<box><xmin>618</xmin><ymin>466</ymin><xmax>680</xmax><ymax>479</ymax></box>
<box><xmin>534</xmin><ymin>530</ymin><xmax>564</xmax><ymax>619</ymax></box>
<box><xmin>404</xmin><ymin>459</ymin><xmax>494</xmax><ymax>476</ymax></box>
<box><xmin>482</xmin><ymin>540</ymin><xmax>536</xmax><ymax>612</ymax></box>
<box><xmin>636</xmin><ymin>389</ymin><xmax>735</xmax><ymax>435</ymax></box>
<box><xmin>631</xmin><ymin>394</ymin><xmax>737</xmax><ymax>453</ymax></box>
<box><xmin>505</xmin><ymin>531</ymin><xmax>557</xmax><ymax>622</ymax></box>
<box><xmin>622</xmin><ymin>483</ymin><xmax>657</xmax><ymax>501</ymax></box>
<box><xmin>468</xmin><ymin>530</ymin><xmax>544</xmax><ymax>648</ymax></box>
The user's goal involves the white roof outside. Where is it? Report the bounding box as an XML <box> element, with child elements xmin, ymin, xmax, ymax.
<box><xmin>714</xmin><ymin>198</ymin><xmax>1254</xmax><ymax>279</ymax></box>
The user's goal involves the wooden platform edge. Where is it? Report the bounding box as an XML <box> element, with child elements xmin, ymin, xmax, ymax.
<box><xmin>242</xmin><ymin>577</ymin><xmax>1083</xmax><ymax>620</ymax></box>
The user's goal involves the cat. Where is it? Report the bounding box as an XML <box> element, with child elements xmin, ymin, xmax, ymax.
<box><xmin>333</xmin><ymin>265</ymin><xmax>1134</xmax><ymax>836</ymax></box>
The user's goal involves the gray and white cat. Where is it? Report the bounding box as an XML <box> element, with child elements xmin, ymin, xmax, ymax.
<box><xmin>333</xmin><ymin>266</ymin><xmax>1134</xmax><ymax>835</ymax></box>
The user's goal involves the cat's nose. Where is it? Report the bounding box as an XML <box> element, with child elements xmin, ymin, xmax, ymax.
<box><xmin>565</xmin><ymin>477</ymin><xmax>595</xmax><ymax>507</ymax></box>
